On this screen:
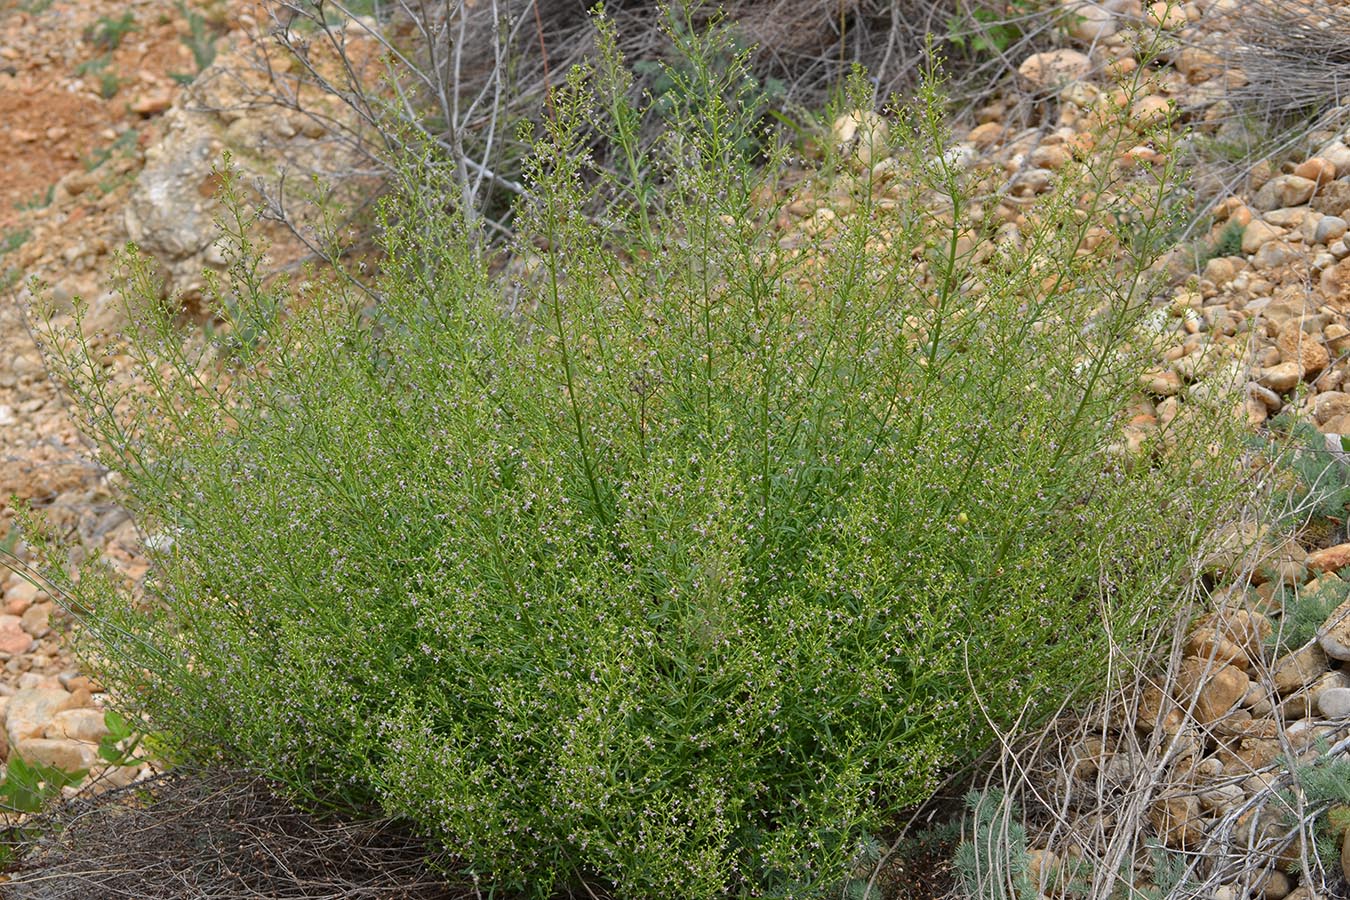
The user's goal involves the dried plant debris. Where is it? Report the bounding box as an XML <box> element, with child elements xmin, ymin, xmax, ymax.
<box><xmin>2</xmin><ymin>767</ymin><xmax>465</xmax><ymax>900</ymax></box>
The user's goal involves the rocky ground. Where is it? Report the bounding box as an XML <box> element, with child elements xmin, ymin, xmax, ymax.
<box><xmin>0</xmin><ymin>0</ymin><xmax>364</xmax><ymax>808</ymax></box>
<box><xmin>1</xmin><ymin>0</ymin><xmax>1350</xmax><ymax>896</ymax></box>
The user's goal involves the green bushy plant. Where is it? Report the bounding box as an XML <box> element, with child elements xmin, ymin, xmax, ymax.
<box><xmin>34</xmin><ymin>12</ymin><xmax>1248</xmax><ymax>898</ymax></box>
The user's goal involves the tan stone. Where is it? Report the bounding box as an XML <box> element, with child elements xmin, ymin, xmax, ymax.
<box><xmin>1316</xmin><ymin>391</ymin><xmax>1350</xmax><ymax>424</ymax></box>
<box><xmin>5</xmin><ymin>689</ymin><xmax>78</xmax><ymax>749</ymax></box>
<box><xmin>45</xmin><ymin>708</ymin><xmax>109</xmax><ymax>743</ymax></box>
<box><xmin>1277</xmin><ymin>326</ymin><xmax>1330</xmax><ymax>377</ymax></box>
<box><xmin>830</xmin><ymin>111</ymin><xmax>889</xmax><ymax>167</ymax></box>
<box><xmin>1254</xmin><ymin>175</ymin><xmax>1317</xmax><ymax>211</ymax></box>
<box><xmin>1295</xmin><ymin>157</ymin><xmax>1337</xmax><ymax>188</ymax></box>
<box><xmin>14</xmin><ymin>737</ymin><xmax>97</xmax><ymax>773</ymax></box>
<box><xmin>1257</xmin><ymin>361</ymin><xmax>1302</xmax><ymax>393</ymax></box>
<box><xmin>1130</xmin><ymin>94</ymin><xmax>1171</xmax><ymax>130</ymax></box>
<box><xmin>1185</xmin><ymin>628</ymin><xmax>1249</xmax><ymax>669</ymax></box>
<box><xmin>966</xmin><ymin>122</ymin><xmax>1004</xmax><ymax>149</ymax></box>
<box><xmin>1177</xmin><ymin>657</ymin><xmax>1250</xmax><ymax>723</ymax></box>
<box><xmin>1242</xmin><ymin>219</ymin><xmax>1284</xmax><ymax>253</ymax></box>
<box><xmin>0</xmin><ymin>615</ymin><xmax>33</xmax><ymax>656</ymax></box>
<box><xmin>1018</xmin><ymin>49</ymin><xmax>1093</xmax><ymax>91</ymax></box>
<box><xmin>1319</xmin><ymin>595</ymin><xmax>1350</xmax><ymax>660</ymax></box>
<box><xmin>1272</xmin><ymin>641</ymin><xmax>1330</xmax><ymax>694</ymax></box>
<box><xmin>1306</xmin><ymin>544</ymin><xmax>1350</xmax><ymax>574</ymax></box>
<box><xmin>1150</xmin><ymin>793</ymin><xmax>1205</xmax><ymax>847</ymax></box>
<box><xmin>1199</xmin><ymin>608</ymin><xmax>1274</xmax><ymax>661</ymax></box>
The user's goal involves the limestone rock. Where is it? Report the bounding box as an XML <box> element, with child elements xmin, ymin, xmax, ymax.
<box><xmin>1277</xmin><ymin>326</ymin><xmax>1330</xmax><ymax>378</ymax></box>
<box><xmin>1019</xmin><ymin>50</ymin><xmax>1093</xmax><ymax>91</ymax></box>
<box><xmin>5</xmin><ymin>688</ymin><xmax>79</xmax><ymax>749</ymax></box>
<box><xmin>1150</xmin><ymin>793</ymin><xmax>1206</xmax><ymax>847</ymax></box>
<box><xmin>1311</xmin><ymin>179</ymin><xmax>1350</xmax><ymax>216</ymax></box>
<box><xmin>831</xmin><ymin>110</ymin><xmax>889</xmax><ymax>168</ymax></box>
<box><xmin>1257</xmin><ymin>361</ymin><xmax>1301</xmax><ymax>393</ymax></box>
<box><xmin>1061</xmin><ymin>0</ymin><xmax>1117</xmax><ymax>41</ymax></box>
<box><xmin>1318</xmin><ymin>596</ymin><xmax>1350</xmax><ymax>660</ymax></box>
<box><xmin>45</xmin><ymin>707</ymin><xmax>109</xmax><ymax>743</ymax></box>
<box><xmin>1315</xmin><ymin>215</ymin><xmax>1348</xmax><ymax>245</ymax></box>
<box><xmin>1294</xmin><ymin>157</ymin><xmax>1337</xmax><ymax>187</ymax></box>
<box><xmin>1253</xmin><ymin>175</ymin><xmax>1317</xmax><ymax>212</ymax></box>
<box><xmin>1306</xmin><ymin>544</ymin><xmax>1350</xmax><ymax>574</ymax></box>
<box><xmin>15</xmin><ymin>737</ymin><xmax>97</xmax><ymax>773</ymax></box>
<box><xmin>1242</xmin><ymin>219</ymin><xmax>1283</xmax><ymax>253</ymax></box>
<box><xmin>0</xmin><ymin>614</ymin><xmax>33</xmax><ymax>656</ymax></box>
<box><xmin>1317</xmin><ymin>686</ymin><xmax>1350</xmax><ymax>718</ymax></box>
<box><xmin>1272</xmin><ymin>641</ymin><xmax>1330</xmax><ymax>694</ymax></box>
<box><xmin>1177</xmin><ymin>657</ymin><xmax>1249</xmax><ymax>723</ymax></box>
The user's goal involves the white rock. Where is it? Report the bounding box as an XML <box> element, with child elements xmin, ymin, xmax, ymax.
<box><xmin>1318</xmin><ymin>686</ymin><xmax>1350</xmax><ymax>718</ymax></box>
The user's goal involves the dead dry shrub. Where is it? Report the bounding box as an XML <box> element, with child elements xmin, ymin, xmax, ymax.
<box><xmin>2</xmin><ymin>767</ymin><xmax>466</xmax><ymax>899</ymax></box>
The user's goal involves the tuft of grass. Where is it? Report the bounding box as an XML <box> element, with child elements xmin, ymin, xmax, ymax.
<box><xmin>34</xmin><ymin>11</ymin><xmax>1249</xmax><ymax>899</ymax></box>
<box><xmin>175</xmin><ymin>0</ymin><xmax>217</xmax><ymax>75</ymax></box>
<box><xmin>85</xmin><ymin>11</ymin><xmax>137</xmax><ymax>52</ymax></box>
<box><xmin>15</xmin><ymin>185</ymin><xmax>54</xmax><ymax>212</ymax></box>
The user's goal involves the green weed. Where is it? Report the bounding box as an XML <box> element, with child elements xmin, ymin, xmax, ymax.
<box><xmin>175</xmin><ymin>0</ymin><xmax>218</xmax><ymax>75</ymax></box>
<box><xmin>86</xmin><ymin>11</ymin><xmax>136</xmax><ymax>52</ymax></box>
<box><xmin>14</xmin><ymin>185</ymin><xmax>54</xmax><ymax>211</ymax></box>
<box><xmin>35</xmin><ymin>10</ymin><xmax>1249</xmax><ymax>899</ymax></box>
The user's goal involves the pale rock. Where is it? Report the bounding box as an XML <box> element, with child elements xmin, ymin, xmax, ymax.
<box><xmin>1185</xmin><ymin>628</ymin><xmax>1249</xmax><ymax>668</ymax></box>
<box><xmin>1317</xmin><ymin>595</ymin><xmax>1350</xmax><ymax>659</ymax></box>
<box><xmin>1321</xmin><ymin>141</ymin><xmax>1350</xmax><ymax>177</ymax></box>
<box><xmin>1325</xmin><ymin>322</ymin><xmax>1350</xmax><ymax>353</ymax></box>
<box><xmin>1204</xmin><ymin>256</ymin><xmax>1240</xmax><ymax>286</ymax></box>
<box><xmin>1318</xmin><ymin>686</ymin><xmax>1350</xmax><ymax>718</ymax></box>
<box><xmin>1315</xmin><ymin>391</ymin><xmax>1350</xmax><ymax>424</ymax></box>
<box><xmin>1247</xmin><ymin>381</ymin><xmax>1283</xmax><ymax>411</ymax></box>
<box><xmin>1018</xmin><ymin>49</ymin><xmax>1093</xmax><ymax>91</ymax></box>
<box><xmin>1322</xmin><ymin>258</ymin><xmax>1350</xmax><ymax>300</ymax></box>
<box><xmin>1264</xmin><ymin>206</ymin><xmax>1308</xmax><ymax>228</ymax></box>
<box><xmin>1061</xmin><ymin>79</ymin><xmax>1099</xmax><ymax>108</ymax></box>
<box><xmin>1130</xmin><ymin>94</ymin><xmax>1171</xmax><ymax>130</ymax></box>
<box><xmin>1316</xmin><ymin>216</ymin><xmax>1348</xmax><ymax>245</ymax></box>
<box><xmin>966</xmin><ymin>122</ymin><xmax>1004</xmax><ymax>149</ymax></box>
<box><xmin>20</xmin><ymin>601</ymin><xmax>50</xmax><ymax>637</ymax></box>
<box><xmin>3</xmin><ymin>578</ymin><xmax>38</xmax><ymax>610</ymax></box>
<box><xmin>831</xmin><ymin>110</ymin><xmax>889</xmax><ymax>168</ymax></box>
<box><xmin>1312</xmin><ymin>179</ymin><xmax>1350</xmax><ymax>216</ymax></box>
<box><xmin>1254</xmin><ymin>240</ymin><xmax>1297</xmax><ymax>270</ymax></box>
<box><xmin>1273</xmin><ymin>641</ymin><xmax>1329</xmax><ymax>695</ymax></box>
<box><xmin>1061</xmin><ymin>0</ymin><xmax>1117</xmax><ymax>41</ymax></box>
<box><xmin>1147</xmin><ymin>0</ymin><xmax>1186</xmax><ymax>28</ymax></box>
<box><xmin>1253</xmin><ymin>175</ymin><xmax>1317</xmax><ymax>212</ymax></box>
<box><xmin>1241</xmin><ymin>219</ymin><xmax>1283</xmax><ymax>253</ymax></box>
<box><xmin>1199</xmin><ymin>782</ymin><xmax>1244</xmax><ymax>814</ymax></box>
<box><xmin>1174</xmin><ymin>46</ymin><xmax>1223</xmax><ymax>83</ymax></box>
<box><xmin>0</xmin><ymin>615</ymin><xmax>33</xmax><ymax>656</ymax></box>
<box><xmin>6</xmin><ymin>689</ymin><xmax>79</xmax><ymax>748</ymax></box>
<box><xmin>46</xmin><ymin>707</ymin><xmax>109</xmax><ymax>743</ymax></box>
<box><xmin>1257</xmin><ymin>361</ymin><xmax>1301</xmax><ymax>393</ymax></box>
<box><xmin>15</xmin><ymin>737</ymin><xmax>97</xmax><ymax>773</ymax></box>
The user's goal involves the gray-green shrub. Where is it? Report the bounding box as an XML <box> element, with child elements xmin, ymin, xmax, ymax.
<box><xmin>35</xmin><ymin>15</ymin><xmax>1248</xmax><ymax>899</ymax></box>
